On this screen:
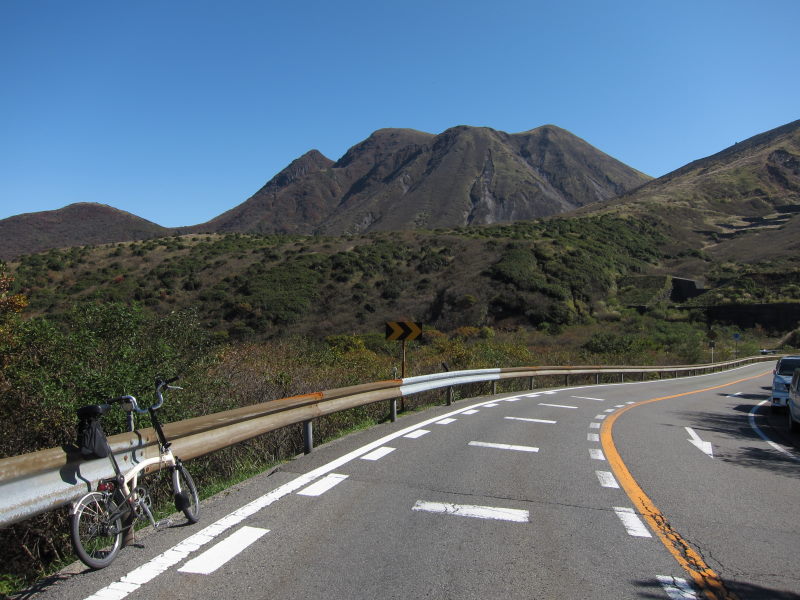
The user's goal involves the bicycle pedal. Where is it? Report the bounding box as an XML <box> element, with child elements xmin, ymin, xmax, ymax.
<box><xmin>154</xmin><ymin>518</ymin><xmax>173</xmax><ymax>529</ymax></box>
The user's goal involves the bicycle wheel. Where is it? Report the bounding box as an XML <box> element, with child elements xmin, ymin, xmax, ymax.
<box><xmin>70</xmin><ymin>492</ymin><xmax>123</xmax><ymax>569</ymax></box>
<box><xmin>173</xmin><ymin>463</ymin><xmax>200</xmax><ymax>523</ymax></box>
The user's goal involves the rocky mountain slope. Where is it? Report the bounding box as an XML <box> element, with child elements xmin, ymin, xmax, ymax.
<box><xmin>578</xmin><ymin>119</ymin><xmax>800</xmax><ymax>278</ymax></box>
<box><xmin>188</xmin><ymin>124</ymin><xmax>651</xmax><ymax>235</ymax></box>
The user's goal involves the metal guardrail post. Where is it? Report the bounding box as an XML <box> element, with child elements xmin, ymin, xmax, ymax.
<box><xmin>303</xmin><ymin>420</ymin><xmax>313</xmax><ymax>454</ymax></box>
<box><xmin>446</xmin><ymin>387</ymin><xmax>453</xmax><ymax>406</ymax></box>
<box><xmin>529</xmin><ymin>376</ymin><xmax>534</xmax><ymax>390</ymax></box>
<box><xmin>492</xmin><ymin>381</ymin><xmax>497</xmax><ymax>395</ymax></box>
<box><xmin>390</xmin><ymin>398</ymin><xmax>397</xmax><ymax>422</ymax></box>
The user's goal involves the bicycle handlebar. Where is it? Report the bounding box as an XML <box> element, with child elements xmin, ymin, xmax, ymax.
<box><xmin>104</xmin><ymin>376</ymin><xmax>183</xmax><ymax>414</ymax></box>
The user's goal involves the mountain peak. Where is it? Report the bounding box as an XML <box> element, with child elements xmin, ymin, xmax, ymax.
<box><xmin>195</xmin><ymin>124</ymin><xmax>650</xmax><ymax>235</ymax></box>
<box><xmin>0</xmin><ymin>203</ymin><xmax>169</xmax><ymax>260</ymax></box>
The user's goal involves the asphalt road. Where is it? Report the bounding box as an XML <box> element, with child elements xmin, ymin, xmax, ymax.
<box><xmin>29</xmin><ymin>362</ymin><xmax>800</xmax><ymax>600</ymax></box>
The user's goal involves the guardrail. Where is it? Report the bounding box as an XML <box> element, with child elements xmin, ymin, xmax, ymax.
<box><xmin>0</xmin><ymin>356</ymin><xmax>774</xmax><ymax>527</ymax></box>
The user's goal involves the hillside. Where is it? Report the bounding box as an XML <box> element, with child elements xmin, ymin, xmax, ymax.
<box><xmin>11</xmin><ymin>216</ymin><xmax>665</xmax><ymax>339</ymax></box>
<box><xmin>578</xmin><ymin>119</ymin><xmax>800</xmax><ymax>278</ymax></box>
<box><xmin>186</xmin><ymin>125</ymin><xmax>651</xmax><ymax>235</ymax></box>
<box><xmin>0</xmin><ymin>203</ymin><xmax>171</xmax><ymax>261</ymax></box>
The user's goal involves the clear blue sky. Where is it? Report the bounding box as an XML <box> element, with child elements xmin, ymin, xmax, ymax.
<box><xmin>1</xmin><ymin>1</ymin><xmax>797</xmax><ymax>227</ymax></box>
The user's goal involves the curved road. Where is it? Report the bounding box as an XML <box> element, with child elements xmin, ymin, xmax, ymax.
<box><xmin>35</xmin><ymin>362</ymin><xmax>800</xmax><ymax>599</ymax></box>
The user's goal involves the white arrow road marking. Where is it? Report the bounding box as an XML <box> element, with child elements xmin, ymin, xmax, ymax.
<box><xmin>685</xmin><ymin>427</ymin><xmax>714</xmax><ymax>458</ymax></box>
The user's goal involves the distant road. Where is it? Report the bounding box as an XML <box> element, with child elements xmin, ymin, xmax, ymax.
<box><xmin>34</xmin><ymin>362</ymin><xmax>800</xmax><ymax>600</ymax></box>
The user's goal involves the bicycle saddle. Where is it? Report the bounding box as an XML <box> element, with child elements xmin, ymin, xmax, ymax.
<box><xmin>76</xmin><ymin>404</ymin><xmax>113</xmax><ymax>418</ymax></box>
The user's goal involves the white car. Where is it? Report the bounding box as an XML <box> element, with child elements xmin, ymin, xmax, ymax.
<box><xmin>787</xmin><ymin>369</ymin><xmax>800</xmax><ymax>433</ymax></box>
<box><xmin>771</xmin><ymin>356</ymin><xmax>800</xmax><ymax>410</ymax></box>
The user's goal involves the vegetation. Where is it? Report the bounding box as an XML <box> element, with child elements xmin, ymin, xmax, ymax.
<box><xmin>2</xmin><ymin>208</ymin><xmax>799</xmax><ymax>594</ymax></box>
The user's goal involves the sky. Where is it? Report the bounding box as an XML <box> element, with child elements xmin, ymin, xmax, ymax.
<box><xmin>1</xmin><ymin>1</ymin><xmax>798</xmax><ymax>227</ymax></box>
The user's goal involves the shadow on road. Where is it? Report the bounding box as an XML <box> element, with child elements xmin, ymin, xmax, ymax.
<box><xmin>634</xmin><ymin>577</ymin><xmax>800</xmax><ymax>599</ymax></box>
<box><xmin>669</xmin><ymin>394</ymin><xmax>800</xmax><ymax>478</ymax></box>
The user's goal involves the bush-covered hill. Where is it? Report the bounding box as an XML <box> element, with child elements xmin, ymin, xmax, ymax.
<box><xmin>10</xmin><ymin>215</ymin><xmax>666</xmax><ymax>339</ymax></box>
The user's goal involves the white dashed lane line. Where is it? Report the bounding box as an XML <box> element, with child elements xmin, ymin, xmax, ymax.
<box><xmin>404</xmin><ymin>429</ymin><xmax>429</xmax><ymax>439</ymax></box>
<box><xmin>658</xmin><ymin>575</ymin><xmax>699</xmax><ymax>599</ymax></box>
<box><xmin>538</xmin><ymin>403</ymin><xmax>578</xmax><ymax>409</ymax></box>
<box><xmin>468</xmin><ymin>441</ymin><xmax>540</xmax><ymax>453</ymax></box>
<box><xmin>589</xmin><ymin>448</ymin><xmax>606</xmax><ymax>461</ymax></box>
<box><xmin>596</xmin><ymin>470</ymin><xmax>620</xmax><ymax>489</ymax></box>
<box><xmin>614</xmin><ymin>507</ymin><xmax>652</xmax><ymax>538</ymax></box>
<box><xmin>361</xmin><ymin>446</ymin><xmax>396</xmax><ymax>461</ymax></box>
<box><xmin>297</xmin><ymin>473</ymin><xmax>349</xmax><ymax>496</ymax></box>
<box><xmin>505</xmin><ymin>416</ymin><xmax>557</xmax><ymax>424</ymax></box>
<box><xmin>179</xmin><ymin>526</ymin><xmax>269</xmax><ymax>575</ymax></box>
<box><xmin>412</xmin><ymin>501</ymin><xmax>530</xmax><ymax>523</ymax></box>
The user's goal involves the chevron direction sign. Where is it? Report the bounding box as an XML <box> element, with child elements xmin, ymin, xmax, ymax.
<box><xmin>385</xmin><ymin>321</ymin><xmax>423</xmax><ymax>341</ymax></box>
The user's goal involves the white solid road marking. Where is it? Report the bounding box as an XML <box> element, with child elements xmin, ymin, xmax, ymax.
<box><xmin>587</xmin><ymin>433</ymin><xmax>600</xmax><ymax>442</ymax></box>
<box><xmin>614</xmin><ymin>507</ymin><xmax>652</xmax><ymax>537</ymax></box>
<box><xmin>505</xmin><ymin>416</ymin><xmax>557</xmax><ymax>424</ymax></box>
<box><xmin>413</xmin><ymin>501</ymin><xmax>529</xmax><ymax>523</ymax></box>
<box><xmin>404</xmin><ymin>429</ymin><xmax>430</xmax><ymax>439</ymax></box>
<box><xmin>589</xmin><ymin>448</ymin><xmax>606</xmax><ymax>460</ymax></box>
<box><xmin>596</xmin><ymin>470</ymin><xmax>620</xmax><ymax>488</ymax></box>
<box><xmin>436</xmin><ymin>418</ymin><xmax>457</xmax><ymax>425</ymax></box>
<box><xmin>538</xmin><ymin>403</ymin><xmax>578</xmax><ymax>409</ymax></box>
<box><xmin>297</xmin><ymin>473</ymin><xmax>348</xmax><ymax>496</ymax></box>
<box><xmin>572</xmin><ymin>396</ymin><xmax>605</xmax><ymax>401</ymax></box>
<box><xmin>462</xmin><ymin>409</ymin><xmax>480</xmax><ymax>415</ymax></box>
<box><xmin>361</xmin><ymin>446</ymin><xmax>396</xmax><ymax>461</ymax></box>
<box><xmin>657</xmin><ymin>575</ymin><xmax>698</xmax><ymax>599</ymax></box>
<box><xmin>178</xmin><ymin>526</ymin><xmax>269</xmax><ymax>575</ymax></box>
<box><xmin>468</xmin><ymin>441</ymin><xmax>540</xmax><ymax>453</ymax></box>
<box><xmin>749</xmin><ymin>401</ymin><xmax>800</xmax><ymax>462</ymax></box>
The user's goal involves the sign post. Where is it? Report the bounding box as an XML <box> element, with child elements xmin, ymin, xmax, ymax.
<box><xmin>385</xmin><ymin>321</ymin><xmax>423</xmax><ymax>415</ymax></box>
<box><xmin>386</xmin><ymin>321</ymin><xmax>423</xmax><ymax>376</ymax></box>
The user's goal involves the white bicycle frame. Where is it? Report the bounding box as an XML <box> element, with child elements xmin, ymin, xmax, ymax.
<box><xmin>71</xmin><ymin>389</ymin><xmax>186</xmax><ymax>528</ymax></box>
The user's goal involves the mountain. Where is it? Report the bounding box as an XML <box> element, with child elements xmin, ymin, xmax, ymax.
<box><xmin>186</xmin><ymin>125</ymin><xmax>651</xmax><ymax>235</ymax></box>
<box><xmin>0</xmin><ymin>203</ymin><xmax>170</xmax><ymax>261</ymax></box>
<box><xmin>578</xmin><ymin>119</ymin><xmax>800</xmax><ymax>278</ymax></box>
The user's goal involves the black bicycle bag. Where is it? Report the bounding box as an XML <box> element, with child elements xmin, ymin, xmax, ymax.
<box><xmin>76</xmin><ymin>404</ymin><xmax>111</xmax><ymax>459</ymax></box>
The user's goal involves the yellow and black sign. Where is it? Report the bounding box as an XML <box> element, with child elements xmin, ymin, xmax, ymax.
<box><xmin>385</xmin><ymin>321</ymin><xmax>423</xmax><ymax>341</ymax></box>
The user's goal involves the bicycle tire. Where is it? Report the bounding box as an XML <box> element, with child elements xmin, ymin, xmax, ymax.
<box><xmin>173</xmin><ymin>463</ymin><xmax>200</xmax><ymax>523</ymax></box>
<box><xmin>70</xmin><ymin>491</ymin><xmax>123</xmax><ymax>569</ymax></box>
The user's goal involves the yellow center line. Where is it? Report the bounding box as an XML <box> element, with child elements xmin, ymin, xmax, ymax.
<box><xmin>600</xmin><ymin>370</ymin><xmax>770</xmax><ymax>600</ymax></box>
